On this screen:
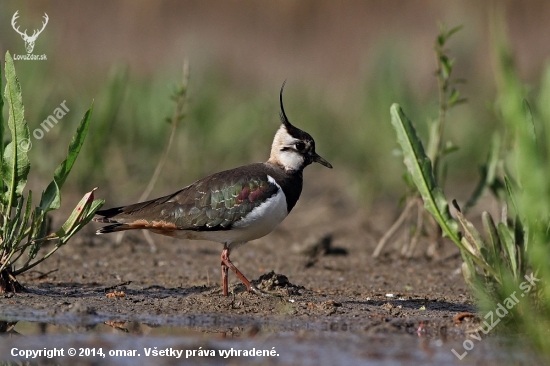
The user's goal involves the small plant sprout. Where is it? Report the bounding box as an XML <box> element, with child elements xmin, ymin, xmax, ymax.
<box><xmin>0</xmin><ymin>51</ymin><xmax>104</xmax><ymax>292</ymax></box>
<box><xmin>373</xmin><ymin>24</ymin><xmax>466</xmax><ymax>258</ymax></box>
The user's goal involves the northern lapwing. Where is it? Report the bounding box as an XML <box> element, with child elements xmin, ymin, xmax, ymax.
<box><xmin>94</xmin><ymin>83</ymin><xmax>332</xmax><ymax>296</ymax></box>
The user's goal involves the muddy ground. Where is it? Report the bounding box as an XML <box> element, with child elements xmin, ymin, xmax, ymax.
<box><xmin>1</xmin><ymin>171</ymin><xmax>521</xmax><ymax>365</ymax></box>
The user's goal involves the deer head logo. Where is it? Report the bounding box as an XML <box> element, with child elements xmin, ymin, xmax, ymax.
<box><xmin>11</xmin><ymin>11</ymin><xmax>49</xmax><ymax>54</ymax></box>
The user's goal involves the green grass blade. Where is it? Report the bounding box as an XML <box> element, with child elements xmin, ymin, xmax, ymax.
<box><xmin>5</xmin><ymin>193</ymin><xmax>25</xmax><ymax>244</ymax></box>
<box><xmin>453</xmin><ymin>200</ymin><xmax>486</xmax><ymax>257</ymax></box>
<box><xmin>464</xmin><ymin>133</ymin><xmax>501</xmax><ymax>212</ymax></box>
<box><xmin>522</xmin><ymin>100</ymin><xmax>536</xmax><ymax>142</ymax></box>
<box><xmin>0</xmin><ymin>53</ymin><xmax>4</xmax><ymax>185</ymax></box>
<box><xmin>2</xmin><ymin>52</ymin><xmax>30</xmax><ymax>212</ymax></box>
<box><xmin>498</xmin><ymin>222</ymin><xmax>518</xmax><ymax>279</ymax></box>
<box><xmin>39</xmin><ymin>104</ymin><xmax>94</xmax><ymax>212</ymax></box>
<box><xmin>389</xmin><ymin>104</ymin><xmax>461</xmax><ymax>244</ymax></box>
<box><xmin>504</xmin><ymin>176</ymin><xmax>518</xmax><ymax>216</ymax></box>
<box><xmin>14</xmin><ymin>190</ymin><xmax>33</xmax><ymax>246</ymax></box>
<box><xmin>482</xmin><ymin>211</ymin><xmax>501</xmax><ymax>268</ymax></box>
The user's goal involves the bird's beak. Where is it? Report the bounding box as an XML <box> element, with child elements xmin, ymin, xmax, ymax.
<box><xmin>312</xmin><ymin>152</ymin><xmax>333</xmax><ymax>169</ymax></box>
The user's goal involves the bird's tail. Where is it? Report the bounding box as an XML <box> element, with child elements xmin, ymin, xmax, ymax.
<box><xmin>93</xmin><ymin>206</ymin><xmax>131</xmax><ymax>234</ymax></box>
<box><xmin>93</xmin><ymin>191</ymin><xmax>182</xmax><ymax>235</ymax></box>
<box><xmin>95</xmin><ymin>223</ymin><xmax>132</xmax><ymax>234</ymax></box>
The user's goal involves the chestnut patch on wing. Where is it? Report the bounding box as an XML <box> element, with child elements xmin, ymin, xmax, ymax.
<box><xmin>237</xmin><ymin>181</ymin><xmax>270</xmax><ymax>204</ymax></box>
<box><xmin>248</xmin><ymin>187</ymin><xmax>264</xmax><ymax>202</ymax></box>
<box><xmin>236</xmin><ymin>186</ymin><xmax>251</xmax><ymax>204</ymax></box>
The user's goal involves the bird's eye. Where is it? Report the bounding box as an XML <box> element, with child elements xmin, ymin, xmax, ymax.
<box><xmin>295</xmin><ymin>142</ymin><xmax>306</xmax><ymax>151</ymax></box>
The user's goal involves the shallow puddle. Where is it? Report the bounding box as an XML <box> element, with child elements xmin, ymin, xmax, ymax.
<box><xmin>0</xmin><ymin>314</ymin><xmax>540</xmax><ymax>366</ymax></box>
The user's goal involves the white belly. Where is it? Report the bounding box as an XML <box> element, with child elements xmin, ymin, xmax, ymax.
<box><xmin>230</xmin><ymin>178</ymin><xmax>288</xmax><ymax>240</ymax></box>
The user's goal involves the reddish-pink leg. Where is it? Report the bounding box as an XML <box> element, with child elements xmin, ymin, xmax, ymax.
<box><xmin>221</xmin><ymin>260</ymin><xmax>229</xmax><ymax>296</ymax></box>
<box><xmin>220</xmin><ymin>246</ymin><xmax>254</xmax><ymax>296</ymax></box>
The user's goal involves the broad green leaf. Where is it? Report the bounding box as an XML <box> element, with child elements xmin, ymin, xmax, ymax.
<box><xmin>62</xmin><ymin>198</ymin><xmax>104</xmax><ymax>242</ymax></box>
<box><xmin>44</xmin><ymin>188</ymin><xmax>103</xmax><ymax>241</ymax></box>
<box><xmin>390</xmin><ymin>104</ymin><xmax>461</xmax><ymax>244</ymax></box>
<box><xmin>39</xmin><ymin>104</ymin><xmax>94</xmax><ymax>212</ymax></box>
<box><xmin>2</xmin><ymin>52</ymin><xmax>30</xmax><ymax>210</ymax></box>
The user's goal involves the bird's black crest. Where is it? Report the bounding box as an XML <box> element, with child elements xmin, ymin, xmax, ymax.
<box><xmin>279</xmin><ymin>81</ymin><xmax>313</xmax><ymax>141</ymax></box>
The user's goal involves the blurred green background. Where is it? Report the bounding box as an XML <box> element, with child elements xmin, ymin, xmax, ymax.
<box><xmin>0</xmin><ymin>0</ymin><xmax>548</xmax><ymax>209</ymax></box>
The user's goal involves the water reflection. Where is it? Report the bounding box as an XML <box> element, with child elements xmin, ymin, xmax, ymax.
<box><xmin>0</xmin><ymin>321</ymin><xmax>19</xmax><ymax>336</ymax></box>
<box><xmin>0</xmin><ymin>318</ymin><xmax>541</xmax><ymax>366</ymax></box>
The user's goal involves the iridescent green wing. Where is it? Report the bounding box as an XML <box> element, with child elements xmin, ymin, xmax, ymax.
<box><xmin>95</xmin><ymin>167</ymin><xmax>279</xmax><ymax>231</ymax></box>
<box><xmin>174</xmin><ymin>171</ymin><xmax>279</xmax><ymax>230</ymax></box>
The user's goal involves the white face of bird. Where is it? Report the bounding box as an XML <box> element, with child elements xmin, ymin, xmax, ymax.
<box><xmin>269</xmin><ymin>124</ymin><xmax>308</xmax><ymax>171</ymax></box>
<box><xmin>269</xmin><ymin>124</ymin><xmax>332</xmax><ymax>171</ymax></box>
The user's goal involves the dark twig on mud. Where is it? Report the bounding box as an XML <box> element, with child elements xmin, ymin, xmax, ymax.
<box><xmin>30</xmin><ymin>268</ymin><xmax>59</xmax><ymax>280</ymax></box>
<box><xmin>103</xmin><ymin>281</ymin><xmax>132</xmax><ymax>292</ymax></box>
